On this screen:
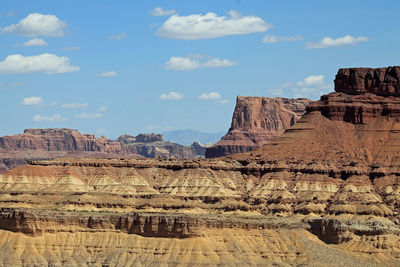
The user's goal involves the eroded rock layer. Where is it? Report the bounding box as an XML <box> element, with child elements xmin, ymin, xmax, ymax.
<box><xmin>1</xmin><ymin>66</ymin><xmax>400</xmax><ymax>266</ymax></box>
<box><xmin>205</xmin><ymin>96</ymin><xmax>312</xmax><ymax>158</ymax></box>
<box><xmin>0</xmin><ymin>129</ymin><xmax>208</xmax><ymax>173</ymax></box>
<box><xmin>0</xmin><ymin>157</ymin><xmax>399</xmax><ymax>265</ymax></box>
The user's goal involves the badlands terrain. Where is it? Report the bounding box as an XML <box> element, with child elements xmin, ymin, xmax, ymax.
<box><xmin>0</xmin><ymin>67</ymin><xmax>400</xmax><ymax>266</ymax></box>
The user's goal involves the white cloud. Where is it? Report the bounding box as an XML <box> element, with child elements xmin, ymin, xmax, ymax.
<box><xmin>297</xmin><ymin>75</ymin><xmax>325</xmax><ymax>86</ymax></box>
<box><xmin>21</xmin><ymin>38</ymin><xmax>48</xmax><ymax>47</ymax></box>
<box><xmin>202</xmin><ymin>58</ymin><xmax>237</xmax><ymax>68</ymax></box>
<box><xmin>62</xmin><ymin>46</ymin><xmax>80</xmax><ymax>51</ymax></box>
<box><xmin>61</xmin><ymin>103</ymin><xmax>88</xmax><ymax>109</ymax></box>
<box><xmin>2</xmin><ymin>13</ymin><xmax>67</xmax><ymax>37</ymax></box>
<box><xmin>21</xmin><ymin>96</ymin><xmax>43</xmax><ymax>106</ymax></box>
<box><xmin>262</xmin><ymin>34</ymin><xmax>303</xmax><ymax>43</ymax></box>
<box><xmin>166</xmin><ymin>57</ymin><xmax>201</xmax><ymax>70</ymax></box>
<box><xmin>49</xmin><ymin>101</ymin><xmax>58</xmax><ymax>106</ymax></box>
<box><xmin>306</xmin><ymin>35</ymin><xmax>368</xmax><ymax>49</ymax></box>
<box><xmin>156</xmin><ymin>10</ymin><xmax>271</xmax><ymax>40</ymax></box>
<box><xmin>166</xmin><ymin>56</ymin><xmax>237</xmax><ymax>70</ymax></box>
<box><xmin>0</xmin><ymin>53</ymin><xmax>79</xmax><ymax>74</ymax></box>
<box><xmin>292</xmin><ymin>75</ymin><xmax>333</xmax><ymax>99</ymax></box>
<box><xmin>97</xmin><ymin>71</ymin><xmax>118</xmax><ymax>77</ymax></box>
<box><xmin>33</xmin><ymin>114</ymin><xmax>67</xmax><ymax>122</ymax></box>
<box><xmin>197</xmin><ymin>92</ymin><xmax>221</xmax><ymax>100</ymax></box>
<box><xmin>159</xmin><ymin>91</ymin><xmax>184</xmax><ymax>100</ymax></box>
<box><xmin>108</xmin><ymin>32</ymin><xmax>126</xmax><ymax>40</ymax></box>
<box><xmin>75</xmin><ymin>112</ymin><xmax>102</xmax><ymax>119</ymax></box>
<box><xmin>98</xmin><ymin>106</ymin><xmax>107</xmax><ymax>112</ymax></box>
<box><xmin>151</xmin><ymin>7</ymin><xmax>176</xmax><ymax>16</ymax></box>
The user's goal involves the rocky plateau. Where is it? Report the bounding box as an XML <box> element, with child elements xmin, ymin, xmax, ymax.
<box><xmin>206</xmin><ymin>96</ymin><xmax>312</xmax><ymax>158</ymax></box>
<box><xmin>0</xmin><ymin>129</ymin><xmax>208</xmax><ymax>173</ymax></box>
<box><xmin>0</xmin><ymin>67</ymin><xmax>400</xmax><ymax>266</ymax></box>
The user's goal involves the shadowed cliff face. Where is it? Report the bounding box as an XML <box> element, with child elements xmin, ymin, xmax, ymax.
<box><xmin>205</xmin><ymin>97</ymin><xmax>312</xmax><ymax>158</ymax></box>
<box><xmin>335</xmin><ymin>66</ymin><xmax>400</xmax><ymax>96</ymax></box>
<box><xmin>1</xmin><ymin>67</ymin><xmax>400</xmax><ymax>266</ymax></box>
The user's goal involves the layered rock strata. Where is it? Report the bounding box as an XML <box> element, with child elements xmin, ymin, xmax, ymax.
<box><xmin>0</xmin><ymin>129</ymin><xmax>208</xmax><ymax>173</ymax></box>
<box><xmin>1</xmin><ymin>67</ymin><xmax>400</xmax><ymax>265</ymax></box>
<box><xmin>205</xmin><ymin>96</ymin><xmax>312</xmax><ymax>158</ymax></box>
<box><xmin>0</xmin><ymin>157</ymin><xmax>399</xmax><ymax>265</ymax></box>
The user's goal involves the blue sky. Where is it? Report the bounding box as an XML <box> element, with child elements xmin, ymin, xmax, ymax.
<box><xmin>1</xmin><ymin>0</ymin><xmax>399</xmax><ymax>138</ymax></box>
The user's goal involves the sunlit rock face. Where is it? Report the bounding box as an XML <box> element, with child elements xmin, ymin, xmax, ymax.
<box><xmin>206</xmin><ymin>96</ymin><xmax>312</xmax><ymax>158</ymax></box>
<box><xmin>0</xmin><ymin>67</ymin><xmax>400</xmax><ymax>266</ymax></box>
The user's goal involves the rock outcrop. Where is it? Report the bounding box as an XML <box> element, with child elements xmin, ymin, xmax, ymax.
<box><xmin>206</xmin><ymin>96</ymin><xmax>312</xmax><ymax>158</ymax></box>
<box><xmin>0</xmin><ymin>129</ymin><xmax>208</xmax><ymax>173</ymax></box>
<box><xmin>1</xmin><ymin>67</ymin><xmax>400</xmax><ymax>266</ymax></box>
<box><xmin>335</xmin><ymin>66</ymin><xmax>400</xmax><ymax>96</ymax></box>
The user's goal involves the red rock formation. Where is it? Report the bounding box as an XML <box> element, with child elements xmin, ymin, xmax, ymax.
<box><xmin>206</xmin><ymin>96</ymin><xmax>312</xmax><ymax>158</ymax></box>
<box><xmin>0</xmin><ymin>128</ymin><xmax>123</xmax><ymax>153</ymax></box>
<box><xmin>0</xmin><ymin>129</ymin><xmax>208</xmax><ymax>173</ymax></box>
<box><xmin>335</xmin><ymin>66</ymin><xmax>400</xmax><ymax>96</ymax></box>
<box><xmin>0</xmin><ymin>67</ymin><xmax>400</xmax><ymax>265</ymax></box>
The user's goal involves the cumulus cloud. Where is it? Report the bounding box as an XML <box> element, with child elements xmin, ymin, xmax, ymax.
<box><xmin>97</xmin><ymin>71</ymin><xmax>118</xmax><ymax>77</ymax></box>
<box><xmin>108</xmin><ymin>32</ymin><xmax>126</xmax><ymax>40</ymax></box>
<box><xmin>62</xmin><ymin>46</ymin><xmax>80</xmax><ymax>51</ymax></box>
<box><xmin>2</xmin><ymin>13</ymin><xmax>67</xmax><ymax>37</ymax></box>
<box><xmin>33</xmin><ymin>114</ymin><xmax>67</xmax><ymax>122</ymax></box>
<box><xmin>0</xmin><ymin>53</ymin><xmax>79</xmax><ymax>74</ymax></box>
<box><xmin>262</xmin><ymin>34</ymin><xmax>303</xmax><ymax>43</ymax></box>
<box><xmin>166</xmin><ymin>56</ymin><xmax>237</xmax><ymax>70</ymax></box>
<box><xmin>296</xmin><ymin>75</ymin><xmax>325</xmax><ymax>86</ymax></box>
<box><xmin>293</xmin><ymin>75</ymin><xmax>332</xmax><ymax>99</ymax></box>
<box><xmin>75</xmin><ymin>112</ymin><xmax>102</xmax><ymax>119</ymax></box>
<box><xmin>21</xmin><ymin>38</ymin><xmax>48</xmax><ymax>47</ymax></box>
<box><xmin>159</xmin><ymin>91</ymin><xmax>184</xmax><ymax>100</ymax></box>
<box><xmin>61</xmin><ymin>102</ymin><xmax>88</xmax><ymax>109</ymax></box>
<box><xmin>197</xmin><ymin>92</ymin><xmax>221</xmax><ymax>100</ymax></box>
<box><xmin>151</xmin><ymin>6</ymin><xmax>176</xmax><ymax>16</ymax></box>
<box><xmin>21</xmin><ymin>96</ymin><xmax>43</xmax><ymax>106</ymax></box>
<box><xmin>156</xmin><ymin>10</ymin><xmax>271</xmax><ymax>40</ymax></box>
<box><xmin>306</xmin><ymin>35</ymin><xmax>368</xmax><ymax>49</ymax></box>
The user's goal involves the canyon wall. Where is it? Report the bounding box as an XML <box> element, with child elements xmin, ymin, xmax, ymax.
<box><xmin>205</xmin><ymin>96</ymin><xmax>312</xmax><ymax>158</ymax></box>
<box><xmin>0</xmin><ymin>67</ymin><xmax>400</xmax><ymax>265</ymax></box>
<box><xmin>0</xmin><ymin>129</ymin><xmax>208</xmax><ymax>173</ymax></box>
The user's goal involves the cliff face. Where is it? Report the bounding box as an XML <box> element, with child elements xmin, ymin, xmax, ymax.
<box><xmin>0</xmin><ymin>128</ymin><xmax>123</xmax><ymax>152</ymax></box>
<box><xmin>335</xmin><ymin>66</ymin><xmax>400</xmax><ymax>96</ymax></box>
<box><xmin>1</xmin><ymin>67</ymin><xmax>400</xmax><ymax>266</ymax></box>
<box><xmin>0</xmin><ymin>130</ymin><xmax>208</xmax><ymax>173</ymax></box>
<box><xmin>205</xmin><ymin>96</ymin><xmax>312</xmax><ymax>158</ymax></box>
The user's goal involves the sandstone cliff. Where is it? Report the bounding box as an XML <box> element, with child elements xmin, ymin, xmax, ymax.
<box><xmin>205</xmin><ymin>96</ymin><xmax>312</xmax><ymax>158</ymax></box>
<box><xmin>1</xmin><ymin>67</ymin><xmax>400</xmax><ymax>266</ymax></box>
<box><xmin>0</xmin><ymin>129</ymin><xmax>208</xmax><ymax>173</ymax></box>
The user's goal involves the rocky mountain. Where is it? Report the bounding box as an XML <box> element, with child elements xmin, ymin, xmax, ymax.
<box><xmin>205</xmin><ymin>96</ymin><xmax>312</xmax><ymax>158</ymax></box>
<box><xmin>0</xmin><ymin>67</ymin><xmax>399</xmax><ymax>266</ymax></box>
<box><xmin>162</xmin><ymin>129</ymin><xmax>224</xmax><ymax>146</ymax></box>
<box><xmin>0</xmin><ymin>129</ymin><xmax>208</xmax><ymax>173</ymax></box>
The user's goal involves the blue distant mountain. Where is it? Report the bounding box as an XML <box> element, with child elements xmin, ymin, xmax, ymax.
<box><xmin>162</xmin><ymin>129</ymin><xmax>225</xmax><ymax>146</ymax></box>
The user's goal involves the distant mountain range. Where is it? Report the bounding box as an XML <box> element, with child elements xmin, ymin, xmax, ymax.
<box><xmin>162</xmin><ymin>129</ymin><xmax>225</xmax><ymax>146</ymax></box>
